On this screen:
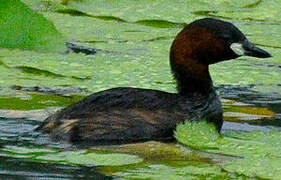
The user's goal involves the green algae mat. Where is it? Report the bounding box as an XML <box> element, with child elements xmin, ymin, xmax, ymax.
<box><xmin>0</xmin><ymin>0</ymin><xmax>281</xmax><ymax>179</ymax></box>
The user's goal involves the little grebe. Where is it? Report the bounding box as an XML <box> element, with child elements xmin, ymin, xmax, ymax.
<box><xmin>37</xmin><ymin>18</ymin><xmax>271</xmax><ymax>145</ymax></box>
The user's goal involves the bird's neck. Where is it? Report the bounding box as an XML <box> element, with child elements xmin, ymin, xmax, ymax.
<box><xmin>170</xmin><ymin>58</ymin><xmax>215</xmax><ymax>96</ymax></box>
<box><xmin>176</xmin><ymin>73</ymin><xmax>214</xmax><ymax>96</ymax></box>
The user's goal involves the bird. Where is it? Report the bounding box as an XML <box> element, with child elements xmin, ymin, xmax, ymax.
<box><xmin>36</xmin><ymin>18</ymin><xmax>271</xmax><ymax>146</ymax></box>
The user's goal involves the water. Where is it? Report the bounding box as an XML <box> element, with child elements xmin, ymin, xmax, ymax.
<box><xmin>1</xmin><ymin>0</ymin><xmax>281</xmax><ymax>179</ymax></box>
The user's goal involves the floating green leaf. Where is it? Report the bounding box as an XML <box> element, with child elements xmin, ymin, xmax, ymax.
<box><xmin>61</xmin><ymin>0</ymin><xmax>281</xmax><ymax>23</ymax></box>
<box><xmin>175</xmin><ymin>121</ymin><xmax>281</xmax><ymax>179</ymax></box>
<box><xmin>36</xmin><ymin>150</ymin><xmax>143</xmax><ymax>166</ymax></box>
<box><xmin>0</xmin><ymin>0</ymin><xmax>66</xmax><ymax>52</ymax></box>
<box><xmin>175</xmin><ymin>121</ymin><xmax>220</xmax><ymax>149</ymax></box>
<box><xmin>1</xmin><ymin>144</ymin><xmax>142</xmax><ymax>167</ymax></box>
<box><xmin>2</xmin><ymin>145</ymin><xmax>56</xmax><ymax>154</ymax></box>
<box><xmin>114</xmin><ymin>163</ymin><xmax>230</xmax><ymax>180</ymax></box>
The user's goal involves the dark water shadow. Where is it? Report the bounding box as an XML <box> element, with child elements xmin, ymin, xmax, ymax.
<box><xmin>55</xmin><ymin>8</ymin><xmax>127</xmax><ymax>23</ymax></box>
<box><xmin>135</xmin><ymin>20</ymin><xmax>186</xmax><ymax>28</ymax></box>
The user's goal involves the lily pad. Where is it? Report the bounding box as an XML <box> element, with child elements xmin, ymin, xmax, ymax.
<box><xmin>175</xmin><ymin>121</ymin><xmax>281</xmax><ymax>179</ymax></box>
<box><xmin>175</xmin><ymin>121</ymin><xmax>220</xmax><ymax>150</ymax></box>
<box><xmin>36</xmin><ymin>150</ymin><xmax>143</xmax><ymax>166</ymax></box>
<box><xmin>0</xmin><ymin>144</ymin><xmax>142</xmax><ymax>167</ymax></box>
<box><xmin>2</xmin><ymin>145</ymin><xmax>56</xmax><ymax>154</ymax></box>
<box><xmin>114</xmin><ymin>163</ymin><xmax>231</xmax><ymax>180</ymax></box>
<box><xmin>58</xmin><ymin>0</ymin><xmax>281</xmax><ymax>24</ymax></box>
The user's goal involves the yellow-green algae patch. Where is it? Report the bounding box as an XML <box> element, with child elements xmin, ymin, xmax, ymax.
<box><xmin>222</xmin><ymin>99</ymin><xmax>275</xmax><ymax>121</ymax></box>
<box><xmin>88</xmin><ymin>141</ymin><xmax>201</xmax><ymax>163</ymax></box>
<box><xmin>175</xmin><ymin>121</ymin><xmax>281</xmax><ymax>179</ymax></box>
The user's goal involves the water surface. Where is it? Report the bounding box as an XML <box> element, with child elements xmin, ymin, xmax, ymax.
<box><xmin>0</xmin><ymin>0</ymin><xmax>280</xmax><ymax>179</ymax></box>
